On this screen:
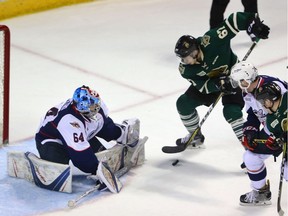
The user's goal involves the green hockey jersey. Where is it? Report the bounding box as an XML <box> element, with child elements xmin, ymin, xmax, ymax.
<box><xmin>178</xmin><ymin>12</ymin><xmax>255</xmax><ymax>94</ymax></box>
<box><xmin>266</xmin><ymin>92</ymin><xmax>288</xmax><ymax>138</ymax></box>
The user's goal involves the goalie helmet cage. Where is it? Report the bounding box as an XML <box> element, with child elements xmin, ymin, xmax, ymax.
<box><xmin>0</xmin><ymin>25</ymin><xmax>10</xmax><ymax>145</ymax></box>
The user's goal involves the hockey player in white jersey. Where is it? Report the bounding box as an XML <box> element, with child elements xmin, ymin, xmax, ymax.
<box><xmin>230</xmin><ymin>62</ymin><xmax>287</xmax><ymax>205</ymax></box>
<box><xmin>35</xmin><ymin>85</ymin><xmax>141</xmax><ymax>193</ymax></box>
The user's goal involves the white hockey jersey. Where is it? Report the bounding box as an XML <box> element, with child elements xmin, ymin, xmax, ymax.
<box><xmin>35</xmin><ymin>98</ymin><xmax>121</xmax><ymax>174</ymax></box>
<box><xmin>243</xmin><ymin>75</ymin><xmax>287</xmax><ymax>134</ymax></box>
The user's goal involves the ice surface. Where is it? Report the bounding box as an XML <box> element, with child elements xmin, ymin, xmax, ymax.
<box><xmin>0</xmin><ymin>0</ymin><xmax>287</xmax><ymax>215</ymax></box>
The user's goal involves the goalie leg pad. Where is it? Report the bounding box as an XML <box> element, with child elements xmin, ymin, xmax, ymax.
<box><xmin>7</xmin><ymin>151</ymin><xmax>72</xmax><ymax>193</ymax></box>
<box><xmin>126</xmin><ymin>136</ymin><xmax>148</xmax><ymax>166</ymax></box>
<box><xmin>95</xmin><ymin>136</ymin><xmax>147</xmax><ymax>173</ymax></box>
<box><xmin>97</xmin><ymin>161</ymin><xmax>122</xmax><ymax>193</ymax></box>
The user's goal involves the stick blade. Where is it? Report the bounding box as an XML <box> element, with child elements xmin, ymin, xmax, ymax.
<box><xmin>162</xmin><ymin>145</ymin><xmax>185</xmax><ymax>154</ymax></box>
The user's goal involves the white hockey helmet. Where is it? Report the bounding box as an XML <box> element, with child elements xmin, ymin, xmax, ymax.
<box><xmin>230</xmin><ymin>61</ymin><xmax>258</xmax><ymax>91</ymax></box>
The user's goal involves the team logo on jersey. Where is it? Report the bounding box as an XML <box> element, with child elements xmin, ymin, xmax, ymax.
<box><xmin>207</xmin><ymin>65</ymin><xmax>229</xmax><ymax>78</ymax></box>
<box><xmin>271</xmin><ymin>119</ymin><xmax>279</xmax><ymax>128</ymax></box>
<box><xmin>70</xmin><ymin>122</ymin><xmax>80</xmax><ymax>128</ymax></box>
<box><xmin>201</xmin><ymin>35</ymin><xmax>210</xmax><ymax>47</ymax></box>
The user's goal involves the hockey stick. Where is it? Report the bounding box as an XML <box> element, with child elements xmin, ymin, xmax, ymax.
<box><xmin>242</xmin><ymin>40</ymin><xmax>258</xmax><ymax>61</ymax></box>
<box><xmin>162</xmin><ymin>40</ymin><xmax>259</xmax><ymax>154</ymax></box>
<box><xmin>67</xmin><ymin>136</ymin><xmax>148</xmax><ymax>208</ymax></box>
<box><xmin>162</xmin><ymin>92</ymin><xmax>223</xmax><ymax>153</ymax></box>
<box><xmin>277</xmin><ymin>142</ymin><xmax>287</xmax><ymax>216</ymax></box>
<box><xmin>67</xmin><ymin>165</ymin><xmax>130</xmax><ymax>208</ymax></box>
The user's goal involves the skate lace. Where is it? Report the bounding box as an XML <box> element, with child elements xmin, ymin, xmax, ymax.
<box><xmin>244</xmin><ymin>190</ymin><xmax>258</xmax><ymax>202</ymax></box>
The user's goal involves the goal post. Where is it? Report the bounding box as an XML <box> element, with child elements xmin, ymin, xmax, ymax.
<box><xmin>0</xmin><ymin>25</ymin><xmax>10</xmax><ymax>145</ymax></box>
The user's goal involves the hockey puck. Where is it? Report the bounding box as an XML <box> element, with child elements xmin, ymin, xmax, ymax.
<box><xmin>172</xmin><ymin>159</ymin><xmax>179</xmax><ymax>166</ymax></box>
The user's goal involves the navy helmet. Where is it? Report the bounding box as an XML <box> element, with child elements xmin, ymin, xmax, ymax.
<box><xmin>174</xmin><ymin>35</ymin><xmax>198</xmax><ymax>58</ymax></box>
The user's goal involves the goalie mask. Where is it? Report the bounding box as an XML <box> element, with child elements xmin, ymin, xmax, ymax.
<box><xmin>73</xmin><ymin>85</ymin><xmax>101</xmax><ymax>118</ymax></box>
<box><xmin>230</xmin><ymin>61</ymin><xmax>258</xmax><ymax>92</ymax></box>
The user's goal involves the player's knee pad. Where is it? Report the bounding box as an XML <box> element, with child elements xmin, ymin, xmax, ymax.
<box><xmin>117</xmin><ymin>118</ymin><xmax>140</xmax><ymax>147</ymax></box>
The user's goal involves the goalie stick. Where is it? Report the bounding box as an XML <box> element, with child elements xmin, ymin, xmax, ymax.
<box><xmin>67</xmin><ymin>165</ymin><xmax>129</xmax><ymax>208</ymax></box>
<box><xmin>162</xmin><ymin>40</ymin><xmax>259</xmax><ymax>154</ymax></box>
<box><xmin>68</xmin><ymin>136</ymin><xmax>148</xmax><ymax>208</ymax></box>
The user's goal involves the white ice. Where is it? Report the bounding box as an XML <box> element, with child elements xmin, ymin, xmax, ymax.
<box><xmin>0</xmin><ymin>0</ymin><xmax>287</xmax><ymax>215</ymax></box>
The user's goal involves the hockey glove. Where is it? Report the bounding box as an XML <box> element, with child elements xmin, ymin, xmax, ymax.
<box><xmin>215</xmin><ymin>77</ymin><xmax>236</xmax><ymax>95</ymax></box>
<box><xmin>247</xmin><ymin>14</ymin><xmax>270</xmax><ymax>39</ymax></box>
<box><xmin>242</xmin><ymin>126</ymin><xmax>258</xmax><ymax>151</ymax></box>
<box><xmin>265</xmin><ymin>134</ymin><xmax>284</xmax><ymax>151</ymax></box>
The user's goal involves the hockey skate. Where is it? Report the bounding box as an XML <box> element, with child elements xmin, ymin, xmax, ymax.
<box><xmin>176</xmin><ymin>130</ymin><xmax>205</xmax><ymax>149</ymax></box>
<box><xmin>240</xmin><ymin>180</ymin><xmax>272</xmax><ymax>206</ymax></box>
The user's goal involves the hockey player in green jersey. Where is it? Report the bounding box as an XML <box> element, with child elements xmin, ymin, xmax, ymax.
<box><xmin>238</xmin><ymin>82</ymin><xmax>288</xmax><ymax>206</ymax></box>
<box><xmin>173</xmin><ymin>12</ymin><xmax>270</xmax><ymax>148</ymax></box>
<box><xmin>255</xmin><ymin>82</ymin><xmax>287</xmax><ymax>160</ymax></box>
<box><xmin>256</xmin><ymin>82</ymin><xmax>288</xmax><ymax>146</ymax></box>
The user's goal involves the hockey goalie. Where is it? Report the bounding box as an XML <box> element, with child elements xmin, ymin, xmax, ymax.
<box><xmin>7</xmin><ymin>85</ymin><xmax>148</xmax><ymax>193</ymax></box>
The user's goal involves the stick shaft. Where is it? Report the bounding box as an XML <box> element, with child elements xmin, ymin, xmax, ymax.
<box><xmin>277</xmin><ymin>143</ymin><xmax>287</xmax><ymax>216</ymax></box>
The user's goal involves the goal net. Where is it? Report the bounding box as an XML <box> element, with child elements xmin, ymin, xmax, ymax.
<box><xmin>0</xmin><ymin>25</ymin><xmax>10</xmax><ymax>145</ymax></box>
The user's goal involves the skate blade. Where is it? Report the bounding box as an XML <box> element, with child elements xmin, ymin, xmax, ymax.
<box><xmin>239</xmin><ymin>200</ymin><xmax>272</xmax><ymax>206</ymax></box>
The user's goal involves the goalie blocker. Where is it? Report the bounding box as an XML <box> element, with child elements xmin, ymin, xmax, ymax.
<box><xmin>7</xmin><ymin>136</ymin><xmax>147</xmax><ymax>193</ymax></box>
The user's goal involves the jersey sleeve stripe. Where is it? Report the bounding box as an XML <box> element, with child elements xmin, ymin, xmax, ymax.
<box><xmin>225</xmin><ymin>13</ymin><xmax>239</xmax><ymax>34</ymax></box>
